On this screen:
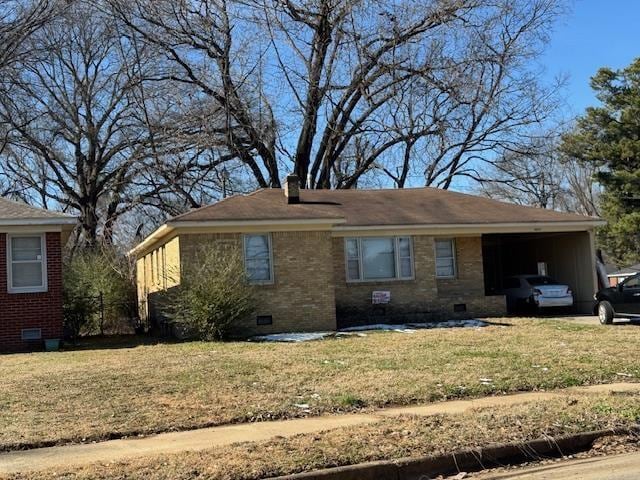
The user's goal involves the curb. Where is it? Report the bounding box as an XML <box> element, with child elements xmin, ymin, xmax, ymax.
<box><xmin>267</xmin><ymin>428</ymin><xmax>633</xmax><ymax>480</ymax></box>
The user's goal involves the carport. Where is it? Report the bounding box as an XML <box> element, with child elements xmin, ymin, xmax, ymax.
<box><xmin>482</xmin><ymin>229</ymin><xmax>598</xmax><ymax>313</ymax></box>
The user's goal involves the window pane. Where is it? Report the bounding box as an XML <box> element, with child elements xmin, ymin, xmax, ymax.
<box><xmin>436</xmin><ymin>266</ymin><xmax>454</xmax><ymax>277</ymax></box>
<box><xmin>246</xmin><ymin>259</ymin><xmax>270</xmax><ymax>281</ymax></box>
<box><xmin>435</xmin><ymin>239</ymin><xmax>453</xmax><ymax>257</ymax></box>
<box><xmin>400</xmin><ymin>257</ymin><xmax>412</xmax><ymax>278</ymax></box>
<box><xmin>12</xmin><ymin>262</ymin><xmax>43</xmax><ymax>288</ymax></box>
<box><xmin>436</xmin><ymin>257</ymin><xmax>454</xmax><ymax>268</ymax></box>
<box><xmin>245</xmin><ymin>235</ymin><xmax>270</xmax><ymax>259</ymax></box>
<box><xmin>347</xmin><ymin>259</ymin><xmax>360</xmax><ymax>280</ymax></box>
<box><xmin>362</xmin><ymin>238</ymin><xmax>395</xmax><ymax>279</ymax></box>
<box><xmin>346</xmin><ymin>239</ymin><xmax>359</xmax><ymax>259</ymax></box>
<box><xmin>11</xmin><ymin>237</ymin><xmax>42</xmax><ymax>261</ymax></box>
<box><xmin>398</xmin><ymin>237</ymin><xmax>411</xmax><ymax>258</ymax></box>
<box><xmin>436</xmin><ymin>257</ymin><xmax>455</xmax><ymax>277</ymax></box>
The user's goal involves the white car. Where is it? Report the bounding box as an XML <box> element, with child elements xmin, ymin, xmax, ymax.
<box><xmin>502</xmin><ymin>275</ymin><xmax>574</xmax><ymax>311</ymax></box>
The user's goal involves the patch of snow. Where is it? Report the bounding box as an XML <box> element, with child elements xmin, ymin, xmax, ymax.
<box><xmin>335</xmin><ymin>331</ymin><xmax>368</xmax><ymax>337</ymax></box>
<box><xmin>250</xmin><ymin>319</ymin><xmax>488</xmax><ymax>343</ymax></box>
<box><xmin>340</xmin><ymin>319</ymin><xmax>488</xmax><ymax>333</ymax></box>
<box><xmin>249</xmin><ymin>332</ymin><xmax>333</xmax><ymax>343</ymax></box>
<box><xmin>294</xmin><ymin>403</ymin><xmax>310</xmax><ymax>409</ymax></box>
<box><xmin>339</xmin><ymin>324</ymin><xmax>417</xmax><ymax>333</ymax></box>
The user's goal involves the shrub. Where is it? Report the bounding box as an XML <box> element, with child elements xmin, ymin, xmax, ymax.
<box><xmin>163</xmin><ymin>247</ymin><xmax>254</xmax><ymax>340</ymax></box>
<box><xmin>63</xmin><ymin>248</ymin><xmax>137</xmax><ymax>338</ymax></box>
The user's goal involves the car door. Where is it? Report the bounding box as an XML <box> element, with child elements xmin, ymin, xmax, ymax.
<box><xmin>619</xmin><ymin>274</ymin><xmax>640</xmax><ymax>314</ymax></box>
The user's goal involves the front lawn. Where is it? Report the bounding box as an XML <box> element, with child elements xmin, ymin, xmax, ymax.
<box><xmin>1</xmin><ymin>318</ymin><xmax>639</xmax><ymax>450</ymax></box>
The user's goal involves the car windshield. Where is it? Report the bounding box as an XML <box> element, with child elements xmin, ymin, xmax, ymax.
<box><xmin>526</xmin><ymin>276</ymin><xmax>557</xmax><ymax>286</ymax></box>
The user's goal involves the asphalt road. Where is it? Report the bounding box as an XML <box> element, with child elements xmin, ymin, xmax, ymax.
<box><xmin>474</xmin><ymin>452</ymin><xmax>640</xmax><ymax>479</ymax></box>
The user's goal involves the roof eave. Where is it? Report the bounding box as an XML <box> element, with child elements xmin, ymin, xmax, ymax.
<box><xmin>0</xmin><ymin>218</ymin><xmax>77</xmax><ymax>226</ymax></box>
<box><xmin>332</xmin><ymin>219</ymin><xmax>606</xmax><ymax>233</ymax></box>
<box><xmin>128</xmin><ymin>224</ymin><xmax>173</xmax><ymax>257</ymax></box>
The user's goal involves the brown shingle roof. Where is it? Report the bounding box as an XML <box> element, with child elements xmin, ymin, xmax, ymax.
<box><xmin>171</xmin><ymin>188</ymin><xmax>600</xmax><ymax>226</ymax></box>
<box><xmin>0</xmin><ymin>197</ymin><xmax>75</xmax><ymax>224</ymax></box>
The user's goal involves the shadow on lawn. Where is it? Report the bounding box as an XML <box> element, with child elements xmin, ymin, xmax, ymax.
<box><xmin>482</xmin><ymin>320</ymin><xmax>514</xmax><ymax>327</ymax></box>
<box><xmin>62</xmin><ymin>334</ymin><xmax>180</xmax><ymax>351</ymax></box>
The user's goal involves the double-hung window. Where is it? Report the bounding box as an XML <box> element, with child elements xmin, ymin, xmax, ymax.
<box><xmin>7</xmin><ymin>234</ymin><xmax>47</xmax><ymax>293</ymax></box>
<box><xmin>345</xmin><ymin>237</ymin><xmax>413</xmax><ymax>282</ymax></box>
<box><xmin>435</xmin><ymin>238</ymin><xmax>456</xmax><ymax>278</ymax></box>
<box><xmin>244</xmin><ymin>234</ymin><xmax>273</xmax><ymax>283</ymax></box>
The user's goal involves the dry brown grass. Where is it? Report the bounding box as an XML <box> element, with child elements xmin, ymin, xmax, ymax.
<box><xmin>6</xmin><ymin>392</ymin><xmax>640</xmax><ymax>480</ymax></box>
<box><xmin>1</xmin><ymin>318</ymin><xmax>639</xmax><ymax>451</ymax></box>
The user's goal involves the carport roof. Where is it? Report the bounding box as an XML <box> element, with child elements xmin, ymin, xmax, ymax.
<box><xmin>169</xmin><ymin>187</ymin><xmax>602</xmax><ymax>227</ymax></box>
<box><xmin>0</xmin><ymin>197</ymin><xmax>75</xmax><ymax>226</ymax></box>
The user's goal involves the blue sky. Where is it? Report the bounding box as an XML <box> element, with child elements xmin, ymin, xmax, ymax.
<box><xmin>543</xmin><ymin>0</ymin><xmax>640</xmax><ymax>115</ymax></box>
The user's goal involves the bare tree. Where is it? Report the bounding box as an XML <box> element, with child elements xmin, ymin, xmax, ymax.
<box><xmin>0</xmin><ymin>2</ymin><xmax>182</xmax><ymax>246</ymax></box>
<box><xmin>477</xmin><ymin>134</ymin><xmax>601</xmax><ymax>215</ymax></box>
<box><xmin>0</xmin><ymin>0</ymin><xmax>60</xmax><ymax>71</ymax></box>
<box><xmin>108</xmin><ymin>0</ymin><xmax>565</xmax><ymax>190</ymax></box>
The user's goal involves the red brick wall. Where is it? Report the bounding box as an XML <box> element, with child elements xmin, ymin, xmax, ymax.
<box><xmin>0</xmin><ymin>232</ymin><xmax>64</xmax><ymax>352</ymax></box>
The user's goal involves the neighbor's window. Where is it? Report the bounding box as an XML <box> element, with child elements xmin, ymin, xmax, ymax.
<box><xmin>7</xmin><ymin>235</ymin><xmax>47</xmax><ymax>293</ymax></box>
<box><xmin>244</xmin><ymin>234</ymin><xmax>273</xmax><ymax>283</ymax></box>
<box><xmin>345</xmin><ymin>237</ymin><xmax>413</xmax><ymax>281</ymax></box>
<box><xmin>435</xmin><ymin>238</ymin><xmax>456</xmax><ymax>278</ymax></box>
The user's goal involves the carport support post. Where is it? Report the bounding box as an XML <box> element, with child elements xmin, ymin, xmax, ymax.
<box><xmin>588</xmin><ymin>229</ymin><xmax>599</xmax><ymax>298</ymax></box>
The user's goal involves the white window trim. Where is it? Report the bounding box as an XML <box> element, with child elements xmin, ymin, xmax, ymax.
<box><xmin>434</xmin><ymin>238</ymin><xmax>457</xmax><ymax>279</ymax></box>
<box><xmin>345</xmin><ymin>236</ymin><xmax>414</xmax><ymax>283</ymax></box>
<box><xmin>6</xmin><ymin>233</ymin><xmax>48</xmax><ymax>294</ymax></box>
<box><xmin>243</xmin><ymin>233</ymin><xmax>274</xmax><ymax>285</ymax></box>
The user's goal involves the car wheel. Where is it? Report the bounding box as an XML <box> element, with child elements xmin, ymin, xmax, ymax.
<box><xmin>598</xmin><ymin>301</ymin><xmax>614</xmax><ymax>325</ymax></box>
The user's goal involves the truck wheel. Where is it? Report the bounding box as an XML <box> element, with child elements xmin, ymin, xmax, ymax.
<box><xmin>598</xmin><ymin>301</ymin><xmax>614</xmax><ymax>325</ymax></box>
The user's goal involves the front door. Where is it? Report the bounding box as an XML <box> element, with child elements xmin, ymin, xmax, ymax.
<box><xmin>619</xmin><ymin>274</ymin><xmax>640</xmax><ymax>315</ymax></box>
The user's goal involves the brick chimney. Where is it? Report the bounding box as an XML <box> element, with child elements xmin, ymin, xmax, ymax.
<box><xmin>284</xmin><ymin>174</ymin><xmax>300</xmax><ymax>204</ymax></box>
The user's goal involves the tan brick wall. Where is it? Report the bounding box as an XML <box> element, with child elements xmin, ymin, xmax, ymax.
<box><xmin>333</xmin><ymin>235</ymin><xmax>438</xmax><ymax>325</ymax></box>
<box><xmin>333</xmin><ymin>235</ymin><xmax>505</xmax><ymax>325</ymax></box>
<box><xmin>434</xmin><ymin>236</ymin><xmax>505</xmax><ymax>318</ymax></box>
<box><xmin>436</xmin><ymin>237</ymin><xmax>485</xmax><ymax>296</ymax></box>
<box><xmin>137</xmin><ymin>236</ymin><xmax>181</xmax><ymax>322</ymax></box>
<box><xmin>135</xmin><ymin>230</ymin><xmax>506</xmax><ymax>335</ymax></box>
<box><xmin>179</xmin><ymin>230</ymin><xmax>336</xmax><ymax>336</ymax></box>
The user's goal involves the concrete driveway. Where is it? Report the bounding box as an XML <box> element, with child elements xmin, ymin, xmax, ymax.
<box><xmin>550</xmin><ymin>315</ymin><xmax>640</xmax><ymax>326</ymax></box>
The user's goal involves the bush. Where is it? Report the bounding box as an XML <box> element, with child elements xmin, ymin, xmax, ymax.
<box><xmin>63</xmin><ymin>249</ymin><xmax>137</xmax><ymax>338</ymax></box>
<box><xmin>163</xmin><ymin>247</ymin><xmax>255</xmax><ymax>341</ymax></box>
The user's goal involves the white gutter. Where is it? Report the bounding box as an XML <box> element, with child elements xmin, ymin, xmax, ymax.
<box><xmin>332</xmin><ymin>220</ymin><xmax>606</xmax><ymax>232</ymax></box>
<box><xmin>128</xmin><ymin>224</ymin><xmax>172</xmax><ymax>257</ymax></box>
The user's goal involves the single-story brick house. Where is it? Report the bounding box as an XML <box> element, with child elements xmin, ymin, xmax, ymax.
<box><xmin>0</xmin><ymin>197</ymin><xmax>75</xmax><ymax>352</ymax></box>
<box><xmin>130</xmin><ymin>176</ymin><xmax>604</xmax><ymax>336</ymax></box>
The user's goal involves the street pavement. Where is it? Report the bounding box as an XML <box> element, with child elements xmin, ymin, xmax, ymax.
<box><xmin>473</xmin><ymin>452</ymin><xmax>640</xmax><ymax>480</ymax></box>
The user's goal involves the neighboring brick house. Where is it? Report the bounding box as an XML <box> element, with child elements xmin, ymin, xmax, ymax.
<box><xmin>0</xmin><ymin>198</ymin><xmax>75</xmax><ymax>352</ymax></box>
<box><xmin>130</xmin><ymin>176</ymin><xmax>604</xmax><ymax>336</ymax></box>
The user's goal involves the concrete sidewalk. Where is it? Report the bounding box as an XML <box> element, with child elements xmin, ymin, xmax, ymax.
<box><xmin>2</xmin><ymin>383</ymin><xmax>639</xmax><ymax>474</ymax></box>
